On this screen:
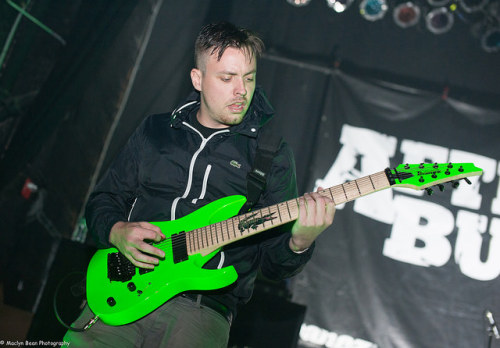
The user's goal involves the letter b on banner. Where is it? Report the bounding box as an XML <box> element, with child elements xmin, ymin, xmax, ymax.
<box><xmin>382</xmin><ymin>195</ymin><xmax>454</xmax><ymax>267</ymax></box>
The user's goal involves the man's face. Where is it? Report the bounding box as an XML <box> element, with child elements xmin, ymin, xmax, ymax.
<box><xmin>191</xmin><ymin>47</ymin><xmax>256</xmax><ymax>128</ymax></box>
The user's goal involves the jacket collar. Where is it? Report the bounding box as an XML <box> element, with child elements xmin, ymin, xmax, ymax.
<box><xmin>170</xmin><ymin>86</ymin><xmax>275</xmax><ymax>138</ymax></box>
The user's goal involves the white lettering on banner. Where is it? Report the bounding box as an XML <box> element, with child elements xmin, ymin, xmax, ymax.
<box><xmin>455</xmin><ymin>211</ymin><xmax>500</xmax><ymax>280</ymax></box>
<box><xmin>449</xmin><ymin>149</ymin><xmax>497</xmax><ymax>210</ymax></box>
<box><xmin>299</xmin><ymin>323</ymin><xmax>378</xmax><ymax>348</ymax></box>
<box><xmin>383</xmin><ymin>195</ymin><xmax>454</xmax><ymax>267</ymax></box>
<box><xmin>316</xmin><ymin>124</ymin><xmax>500</xmax><ymax>281</ymax></box>
<box><xmin>492</xmin><ymin>162</ymin><xmax>500</xmax><ymax>215</ymax></box>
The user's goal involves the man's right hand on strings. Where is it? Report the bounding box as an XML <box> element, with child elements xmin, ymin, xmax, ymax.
<box><xmin>109</xmin><ymin>221</ymin><xmax>166</xmax><ymax>269</ymax></box>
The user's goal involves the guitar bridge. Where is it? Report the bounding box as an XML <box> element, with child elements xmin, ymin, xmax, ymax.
<box><xmin>107</xmin><ymin>252</ymin><xmax>135</xmax><ymax>282</ymax></box>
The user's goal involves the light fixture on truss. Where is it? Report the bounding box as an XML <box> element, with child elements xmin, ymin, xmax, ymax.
<box><xmin>459</xmin><ymin>0</ymin><xmax>489</xmax><ymax>13</ymax></box>
<box><xmin>481</xmin><ymin>27</ymin><xmax>500</xmax><ymax>52</ymax></box>
<box><xmin>360</xmin><ymin>0</ymin><xmax>389</xmax><ymax>21</ymax></box>
<box><xmin>393</xmin><ymin>2</ymin><xmax>421</xmax><ymax>28</ymax></box>
<box><xmin>326</xmin><ymin>0</ymin><xmax>355</xmax><ymax>12</ymax></box>
<box><xmin>427</xmin><ymin>0</ymin><xmax>451</xmax><ymax>6</ymax></box>
<box><xmin>426</xmin><ymin>7</ymin><xmax>455</xmax><ymax>34</ymax></box>
<box><xmin>287</xmin><ymin>0</ymin><xmax>313</xmax><ymax>7</ymax></box>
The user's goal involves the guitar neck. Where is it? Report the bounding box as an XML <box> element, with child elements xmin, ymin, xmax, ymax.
<box><xmin>185</xmin><ymin>170</ymin><xmax>390</xmax><ymax>256</ymax></box>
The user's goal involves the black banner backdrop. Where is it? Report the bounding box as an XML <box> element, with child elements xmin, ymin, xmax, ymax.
<box><xmin>289</xmin><ymin>72</ymin><xmax>500</xmax><ymax>348</ymax></box>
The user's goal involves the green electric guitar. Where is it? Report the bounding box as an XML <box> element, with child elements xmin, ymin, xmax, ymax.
<box><xmin>86</xmin><ymin>162</ymin><xmax>483</xmax><ymax>325</ymax></box>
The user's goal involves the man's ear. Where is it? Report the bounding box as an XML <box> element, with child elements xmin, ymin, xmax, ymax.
<box><xmin>190</xmin><ymin>68</ymin><xmax>202</xmax><ymax>91</ymax></box>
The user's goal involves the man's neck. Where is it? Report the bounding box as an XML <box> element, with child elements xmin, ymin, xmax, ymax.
<box><xmin>190</xmin><ymin>110</ymin><xmax>224</xmax><ymax>138</ymax></box>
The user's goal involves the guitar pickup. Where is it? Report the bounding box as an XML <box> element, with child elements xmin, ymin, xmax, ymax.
<box><xmin>171</xmin><ymin>231</ymin><xmax>188</xmax><ymax>264</ymax></box>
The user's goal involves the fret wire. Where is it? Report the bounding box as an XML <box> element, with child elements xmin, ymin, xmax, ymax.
<box><xmin>191</xmin><ymin>231</ymin><xmax>195</xmax><ymax>253</ymax></box>
<box><xmin>227</xmin><ymin>219</ymin><xmax>232</xmax><ymax>240</ymax></box>
<box><xmin>209</xmin><ymin>224</ymin><xmax>214</xmax><ymax>246</ymax></box>
<box><xmin>196</xmin><ymin>228</ymin><xmax>201</xmax><ymax>251</ymax></box>
<box><xmin>203</xmin><ymin>225</ymin><xmax>208</xmax><ymax>247</ymax></box>
<box><xmin>237</xmin><ymin>214</ymin><xmax>243</xmax><ymax>235</ymax></box>
<box><xmin>220</xmin><ymin>221</ymin><xmax>231</xmax><ymax>241</ymax></box>
<box><xmin>204</xmin><ymin>226</ymin><xmax>208</xmax><ymax>248</ymax></box>
<box><xmin>221</xmin><ymin>220</ymin><xmax>227</xmax><ymax>242</ymax></box>
<box><xmin>268</xmin><ymin>206</ymin><xmax>274</xmax><ymax>226</ymax></box>
<box><xmin>285</xmin><ymin>200</ymin><xmax>292</xmax><ymax>219</ymax></box>
<box><xmin>341</xmin><ymin>183</ymin><xmax>348</xmax><ymax>200</ymax></box>
<box><xmin>348</xmin><ymin>181</ymin><xmax>360</xmax><ymax>199</ymax></box>
<box><xmin>354</xmin><ymin>179</ymin><xmax>362</xmax><ymax>195</ymax></box>
<box><xmin>368</xmin><ymin>175</ymin><xmax>376</xmax><ymax>190</ymax></box>
<box><xmin>202</xmin><ymin>226</ymin><xmax>207</xmax><ymax>249</ymax></box>
<box><xmin>197</xmin><ymin>227</ymin><xmax>202</xmax><ymax>249</ymax></box>
<box><xmin>219</xmin><ymin>222</ymin><xmax>225</xmax><ymax>242</ymax></box>
<box><xmin>213</xmin><ymin>223</ymin><xmax>218</xmax><ymax>244</ymax></box>
<box><xmin>231</xmin><ymin>217</ymin><xmax>237</xmax><ymax>238</ymax></box>
<box><xmin>191</xmin><ymin>229</ymin><xmax>196</xmax><ymax>252</ymax></box>
<box><xmin>276</xmin><ymin>202</ymin><xmax>283</xmax><ymax>223</ymax></box>
<box><xmin>328</xmin><ymin>187</ymin><xmax>335</xmax><ymax>203</ymax></box>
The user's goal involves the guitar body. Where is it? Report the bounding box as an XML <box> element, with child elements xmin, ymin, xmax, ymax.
<box><xmin>86</xmin><ymin>195</ymin><xmax>247</xmax><ymax>326</ymax></box>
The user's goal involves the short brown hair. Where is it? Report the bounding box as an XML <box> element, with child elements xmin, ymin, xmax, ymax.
<box><xmin>194</xmin><ymin>22</ymin><xmax>264</xmax><ymax>71</ymax></box>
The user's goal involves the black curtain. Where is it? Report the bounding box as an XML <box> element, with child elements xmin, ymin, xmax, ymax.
<box><xmin>287</xmin><ymin>71</ymin><xmax>500</xmax><ymax>348</ymax></box>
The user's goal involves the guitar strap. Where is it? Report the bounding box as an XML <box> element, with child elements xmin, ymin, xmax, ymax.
<box><xmin>240</xmin><ymin>120</ymin><xmax>282</xmax><ymax>214</ymax></box>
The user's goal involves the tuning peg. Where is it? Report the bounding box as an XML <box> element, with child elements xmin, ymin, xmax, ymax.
<box><xmin>459</xmin><ymin>166</ymin><xmax>464</xmax><ymax>172</ymax></box>
<box><xmin>464</xmin><ymin>178</ymin><xmax>472</xmax><ymax>185</ymax></box>
<box><xmin>438</xmin><ymin>184</ymin><xmax>445</xmax><ymax>192</ymax></box>
<box><xmin>404</xmin><ymin>163</ymin><xmax>410</xmax><ymax>169</ymax></box>
<box><xmin>448</xmin><ymin>163</ymin><xmax>453</xmax><ymax>168</ymax></box>
<box><xmin>451</xmin><ymin>181</ymin><xmax>460</xmax><ymax>188</ymax></box>
<box><xmin>433</xmin><ymin>162</ymin><xmax>439</xmax><ymax>169</ymax></box>
<box><xmin>419</xmin><ymin>163</ymin><xmax>425</xmax><ymax>169</ymax></box>
<box><xmin>425</xmin><ymin>188</ymin><xmax>434</xmax><ymax>196</ymax></box>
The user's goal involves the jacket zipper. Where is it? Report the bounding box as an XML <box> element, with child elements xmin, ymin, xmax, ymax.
<box><xmin>127</xmin><ymin>197</ymin><xmax>138</xmax><ymax>222</ymax></box>
<box><xmin>170</xmin><ymin>122</ymin><xmax>228</xmax><ymax>220</ymax></box>
<box><xmin>191</xmin><ymin>164</ymin><xmax>211</xmax><ymax>204</ymax></box>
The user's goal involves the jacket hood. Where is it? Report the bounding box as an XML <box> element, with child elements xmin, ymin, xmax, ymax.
<box><xmin>170</xmin><ymin>85</ymin><xmax>275</xmax><ymax>137</ymax></box>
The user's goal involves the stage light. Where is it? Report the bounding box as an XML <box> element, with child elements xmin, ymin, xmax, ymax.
<box><xmin>393</xmin><ymin>2</ymin><xmax>421</xmax><ymax>28</ymax></box>
<box><xmin>287</xmin><ymin>0</ymin><xmax>312</xmax><ymax>6</ymax></box>
<box><xmin>425</xmin><ymin>7</ymin><xmax>454</xmax><ymax>34</ymax></box>
<box><xmin>326</xmin><ymin>0</ymin><xmax>355</xmax><ymax>12</ymax></box>
<box><xmin>427</xmin><ymin>0</ymin><xmax>450</xmax><ymax>6</ymax></box>
<box><xmin>458</xmin><ymin>0</ymin><xmax>489</xmax><ymax>13</ymax></box>
<box><xmin>360</xmin><ymin>0</ymin><xmax>388</xmax><ymax>21</ymax></box>
<box><xmin>481</xmin><ymin>27</ymin><xmax>500</xmax><ymax>52</ymax></box>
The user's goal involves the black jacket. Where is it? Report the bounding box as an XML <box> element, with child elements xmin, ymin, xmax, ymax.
<box><xmin>85</xmin><ymin>87</ymin><xmax>314</xmax><ymax>316</ymax></box>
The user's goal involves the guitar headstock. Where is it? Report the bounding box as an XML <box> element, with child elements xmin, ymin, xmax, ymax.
<box><xmin>385</xmin><ymin>162</ymin><xmax>483</xmax><ymax>195</ymax></box>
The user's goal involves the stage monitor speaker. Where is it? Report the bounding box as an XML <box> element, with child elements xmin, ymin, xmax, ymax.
<box><xmin>3</xmin><ymin>199</ymin><xmax>61</xmax><ymax>313</ymax></box>
<box><xmin>228</xmin><ymin>283</ymin><xmax>306</xmax><ymax>348</ymax></box>
<box><xmin>26</xmin><ymin>239</ymin><xmax>95</xmax><ymax>341</ymax></box>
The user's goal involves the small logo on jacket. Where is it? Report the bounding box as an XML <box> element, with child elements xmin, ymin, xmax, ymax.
<box><xmin>230</xmin><ymin>160</ymin><xmax>241</xmax><ymax>169</ymax></box>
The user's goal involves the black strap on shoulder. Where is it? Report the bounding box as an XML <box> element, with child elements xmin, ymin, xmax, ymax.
<box><xmin>240</xmin><ymin>123</ymin><xmax>282</xmax><ymax>214</ymax></box>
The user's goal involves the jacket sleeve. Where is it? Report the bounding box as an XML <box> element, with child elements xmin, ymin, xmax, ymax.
<box><xmin>85</xmin><ymin>120</ymin><xmax>145</xmax><ymax>248</ymax></box>
<box><xmin>256</xmin><ymin>141</ymin><xmax>315</xmax><ymax>280</ymax></box>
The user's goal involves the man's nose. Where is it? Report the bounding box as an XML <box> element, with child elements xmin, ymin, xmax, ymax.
<box><xmin>234</xmin><ymin>78</ymin><xmax>247</xmax><ymax>96</ymax></box>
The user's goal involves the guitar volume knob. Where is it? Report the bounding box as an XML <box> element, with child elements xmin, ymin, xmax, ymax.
<box><xmin>127</xmin><ymin>282</ymin><xmax>136</xmax><ymax>292</ymax></box>
<box><xmin>107</xmin><ymin>297</ymin><xmax>117</xmax><ymax>307</ymax></box>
